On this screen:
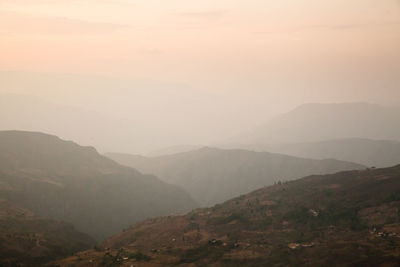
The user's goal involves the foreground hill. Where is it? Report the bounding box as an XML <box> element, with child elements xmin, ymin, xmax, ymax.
<box><xmin>232</xmin><ymin>103</ymin><xmax>400</xmax><ymax>145</ymax></box>
<box><xmin>53</xmin><ymin>165</ymin><xmax>400</xmax><ymax>267</ymax></box>
<box><xmin>0</xmin><ymin>131</ymin><xmax>198</xmax><ymax>241</ymax></box>
<box><xmin>0</xmin><ymin>199</ymin><xmax>95</xmax><ymax>266</ymax></box>
<box><xmin>106</xmin><ymin>148</ymin><xmax>364</xmax><ymax>206</ymax></box>
<box><xmin>229</xmin><ymin>138</ymin><xmax>400</xmax><ymax>168</ymax></box>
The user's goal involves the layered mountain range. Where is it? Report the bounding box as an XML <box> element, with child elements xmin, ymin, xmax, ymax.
<box><xmin>106</xmin><ymin>148</ymin><xmax>365</xmax><ymax>206</ymax></box>
<box><xmin>0</xmin><ymin>131</ymin><xmax>197</xmax><ymax>243</ymax></box>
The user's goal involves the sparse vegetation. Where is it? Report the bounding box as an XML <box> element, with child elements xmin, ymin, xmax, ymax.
<box><xmin>50</xmin><ymin>165</ymin><xmax>400</xmax><ymax>267</ymax></box>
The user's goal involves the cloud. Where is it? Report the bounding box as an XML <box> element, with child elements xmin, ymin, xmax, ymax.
<box><xmin>0</xmin><ymin>11</ymin><xmax>129</xmax><ymax>35</ymax></box>
<box><xmin>0</xmin><ymin>0</ymin><xmax>134</xmax><ymax>5</ymax></box>
<box><xmin>323</xmin><ymin>21</ymin><xmax>399</xmax><ymax>31</ymax></box>
<box><xmin>174</xmin><ymin>10</ymin><xmax>226</xmax><ymax>21</ymax></box>
<box><xmin>319</xmin><ymin>22</ymin><xmax>399</xmax><ymax>31</ymax></box>
<box><xmin>140</xmin><ymin>48</ymin><xmax>164</xmax><ymax>55</ymax></box>
<box><xmin>254</xmin><ymin>21</ymin><xmax>400</xmax><ymax>35</ymax></box>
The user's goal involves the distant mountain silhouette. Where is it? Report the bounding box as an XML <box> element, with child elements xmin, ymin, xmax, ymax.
<box><xmin>0</xmin><ymin>131</ymin><xmax>198</xmax><ymax>241</ymax></box>
<box><xmin>232</xmin><ymin>103</ymin><xmax>400</xmax><ymax>145</ymax></box>
<box><xmin>54</xmin><ymin>165</ymin><xmax>400</xmax><ymax>266</ymax></box>
<box><xmin>240</xmin><ymin>138</ymin><xmax>400</xmax><ymax>168</ymax></box>
<box><xmin>0</xmin><ymin>94</ymin><xmax>163</xmax><ymax>154</ymax></box>
<box><xmin>147</xmin><ymin>145</ymin><xmax>201</xmax><ymax>157</ymax></box>
<box><xmin>106</xmin><ymin>147</ymin><xmax>365</xmax><ymax>206</ymax></box>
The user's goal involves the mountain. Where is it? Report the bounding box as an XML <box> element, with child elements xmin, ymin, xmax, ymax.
<box><xmin>0</xmin><ymin>131</ymin><xmax>198</xmax><ymax>241</ymax></box>
<box><xmin>0</xmin><ymin>94</ymin><xmax>167</xmax><ymax>154</ymax></box>
<box><xmin>147</xmin><ymin>145</ymin><xmax>201</xmax><ymax>157</ymax></box>
<box><xmin>232</xmin><ymin>103</ymin><xmax>400</xmax><ymax>145</ymax></box>
<box><xmin>0</xmin><ymin>199</ymin><xmax>95</xmax><ymax>266</ymax></box>
<box><xmin>106</xmin><ymin>148</ymin><xmax>365</xmax><ymax>206</ymax></box>
<box><xmin>257</xmin><ymin>138</ymin><xmax>400</xmax><ymax>168</ymax></box>
<box><xmin>52</xmin><ymin>165</ymin><xmax>400</xmax><ymax>266</ymax></box>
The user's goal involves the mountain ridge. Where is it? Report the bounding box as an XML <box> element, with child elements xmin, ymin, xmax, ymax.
<box><xmin>231</xmin><ymin>102</ymin><xmax>400</xmax><ymax>145</ymax></box>
<box><xmin>0</xmin><ymin>130</ymin><xmax>198</xmax><ymax>241</ymax></box>
<box><xmin>106</xmin><ymin>147</ymin><xmax>365</xmax><ymax>206</ymax></box>
<box><xmin>222</xmin><ymin>138</ymin><xmax>400</xmax><ymax>168</ymax></box>
<box><xmin>52</xmin><ymin>164</ymin><xmax>400</xmax><ymax>266</ymax></box>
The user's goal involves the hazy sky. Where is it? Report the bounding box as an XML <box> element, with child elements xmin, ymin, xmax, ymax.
<box><xmin>1</xmin><ymin>0</ymin><xmax>400</xmax><ymax>150</ymax></box>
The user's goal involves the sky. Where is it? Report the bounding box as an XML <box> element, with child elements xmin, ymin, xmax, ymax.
<box><xmin>0</xmin><ymin>0</ymin><xmax>400</xmax><ymax>151</ymax></box>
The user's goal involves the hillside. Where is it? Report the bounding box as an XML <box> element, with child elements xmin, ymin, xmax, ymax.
<box><xmin>227</xmin><ymin>138</ymin><xmax>400</xmax><ymax>168</ymax></box>
<box><xmin>232</xmin><ymin>103</ymin><xmax>400</xmax><ymax>145</ymax></box>
<box><xmin>106</xmin><ymin>148</ymin><xmax>365</xmax><ymax>206</ymax></box>
<box><xmin>0</xmin><ymin>199</ymin><xmax>95</xmax><ymax>266</ymax></box>
<box><xmin>53</xmin><ymin>165</ymin><xmax>400</xmax><ymax>266</ymax></box>
<box><xmin>0</xmin><ymin>131</ymin><xmax>198</xmax><ymax>241</ymax></box>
